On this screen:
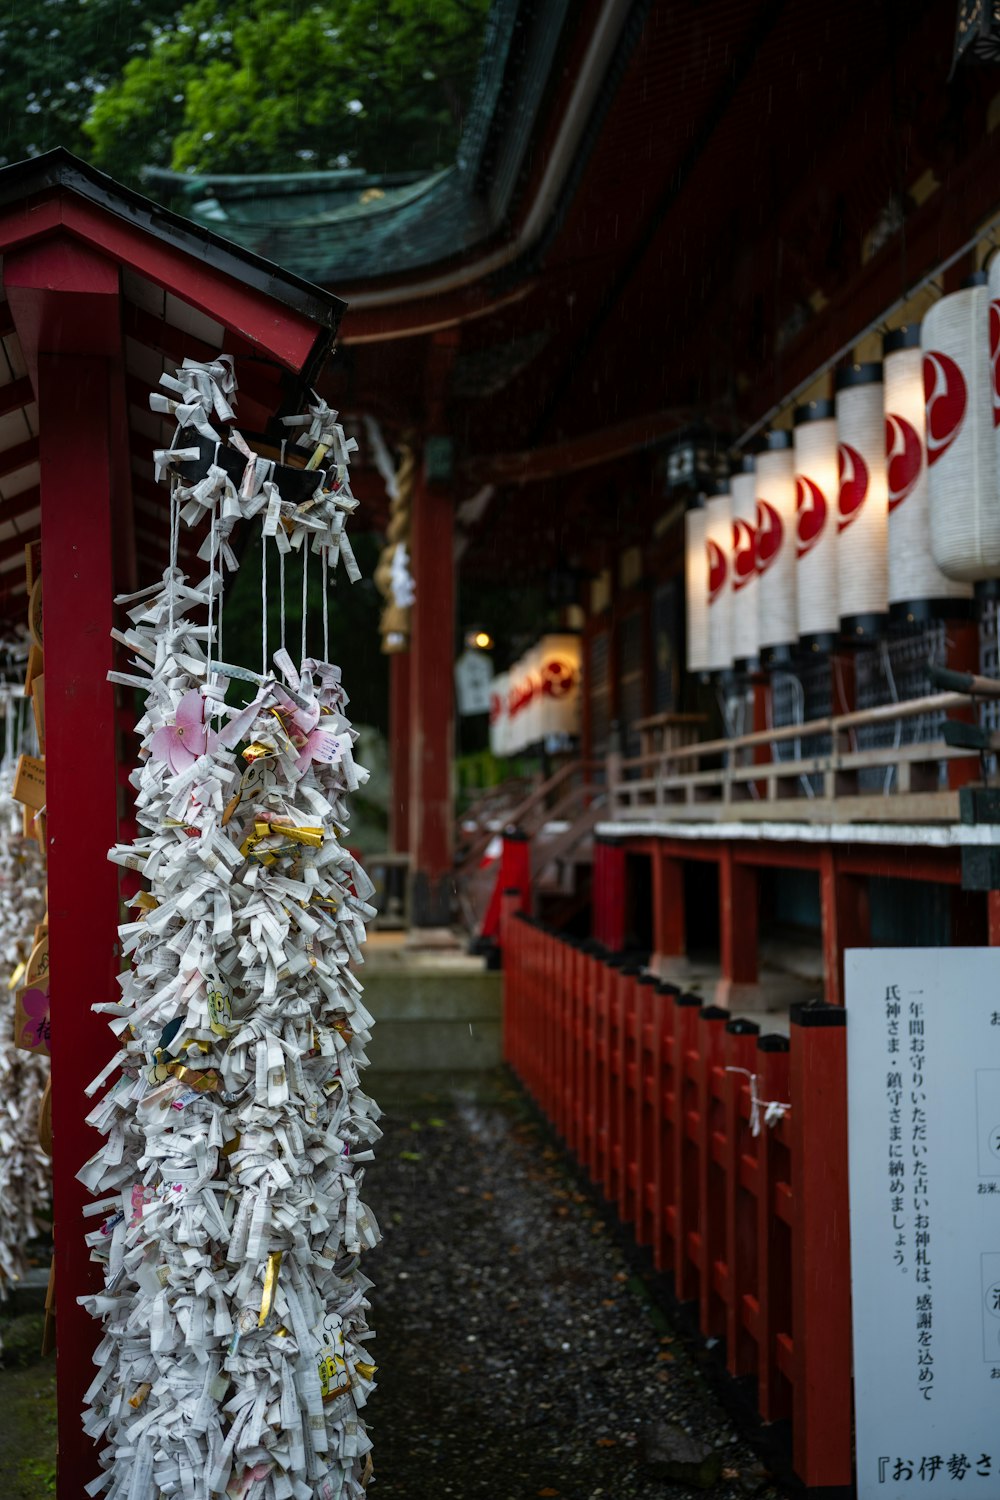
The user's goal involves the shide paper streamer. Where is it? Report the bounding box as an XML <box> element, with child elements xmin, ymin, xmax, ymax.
<box><xmin>79</xmin><ymin>358</ymin><xmax>381</xmax><ymax>1500</ymax></box>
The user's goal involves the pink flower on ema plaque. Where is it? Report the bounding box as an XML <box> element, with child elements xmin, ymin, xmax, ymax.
<box><xmin>19</xmin><ymin>987</ymin><xmax>50</xmax><ymax>1053</ymax></box>
<box><xmin>149</xmin><ymin>690</ymin><xmax>216</xmax><ymax>774</ymax></box>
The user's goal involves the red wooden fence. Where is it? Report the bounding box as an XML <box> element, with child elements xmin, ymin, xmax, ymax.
<box><xmin>501</xmin><ymin>902</ymin><xmax>852</xmax><ymax>1491</ymax></box>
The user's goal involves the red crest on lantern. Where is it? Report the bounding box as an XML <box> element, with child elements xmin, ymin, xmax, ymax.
<box><xmin>922</xmin><ymin>349</ymin><xmax>967</xmax><ymax>464</ymax></box>
<box><xmin>884</xmin><ymin>413</ymin><xmax>922</xmax><ymax>512</ymax></box>
<box><xmin>990</xmin><ymin>300</ymin><xmax>1000</xmax><ymax>428</ymax></box>
<box><xmin>541</xmin><ymin>657</ymin><xmax>576</xmax><ymax>698</ymax></box>
<box><xmin>795</xmin><ymin>475</ymin><xmax>827</xmax><ymax>557</ymax></box>
<box><xmin>754</xmin><ymin>500</ymin><xmax>783</xmax><ymax>573</ymax></box>
<box><xmin>837</xmin><ymin>442</ymin><xmax>869</xmax><ymax>531</ymax></box>
<box><xmin>706</xmin><ymin>538</ymin><xmax>727</xmax><ymax>601</ymax></box>
<box><xmin>731</xmin><ymin>518</ymin><xmax>756</xmax><ymax>590</ymax></box>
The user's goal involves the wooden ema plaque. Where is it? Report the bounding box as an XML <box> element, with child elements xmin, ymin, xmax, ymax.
<box><xmin>13</xmin><ymin>753</ymin><xmax>45</xmax><ymax>810</ymax></box>
<box><xmin>14</xmin><ymin>934</ymin><xmax>49</xmax><ymax>1055</ymax></box>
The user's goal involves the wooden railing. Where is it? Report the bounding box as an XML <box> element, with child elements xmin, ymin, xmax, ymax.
<box><xmin>610</xmin><ymin>690</ymin><xmax>984</xmax><ymax>823</ymax></box>
<box><xmin>456</xmin><ymin>758</ymin><xmax>605</xmax><ymax>875</ymax></box>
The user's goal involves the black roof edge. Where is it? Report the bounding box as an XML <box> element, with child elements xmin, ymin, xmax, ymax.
<box><xmin>0</xmin><ymin>149</ymin><xmax>347</xmax><ymax>367</ymax></box>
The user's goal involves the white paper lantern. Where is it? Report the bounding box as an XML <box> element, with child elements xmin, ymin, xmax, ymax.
<box><xmin>489</xmin><ymin>671</ymin><xmax>510</xmax><ymax>757</ymax></box>
<box><xmin>835</xmin><ymin>364</ymin><xmax>888</xmax><ymax>635</ymax></box>
<box><xmin>925</xmin><ymin>275</ymin><xmax>1000</xmax><ymax>582</ymax></box>
<box><xmin>883</xmin><ymin>325</ymin><xmax>972</xmax><ymax>617</ymax></box>
<box><xmin>506</xmin><ymin>654</ymin><xmax>530</xmax><ymax>754</ymax></box>
<box><xmin>536</xmin><ymin>633</ymin><xmax>582</xmax><ymax>739</ymax></box>
<box><xmin>522</xmin><ymin>641</ymin><xmax>544</xmax><ymax>748</ymax></box>
<box><xmin>704</xmin><ymin>487</ymin><xmax>733</xmax><ymax>673</ymax></box>
<box><xmin>793</xmin><ymin>400</ymin><xmax>839</xmax><ymax>646</ymax></box>
<box><xmin>755</xmin><ymin>433</ymin><xmax>797</xmax><ymax>659</ymax></box>
<box><xmin>685</xmin><ymin>504</ymin><xmax>710</xmax><ymax>674</ymax></box>
<box><xmin>729</xmin><ymin>459</ymin><xmax>759</xmax><ymax>668</ymax></box>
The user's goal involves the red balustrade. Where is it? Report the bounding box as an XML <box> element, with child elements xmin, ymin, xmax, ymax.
<box><xmin>499</xmin><ymin>910</ymin><xmax>852</xmax><ymax>1491</ymax></box>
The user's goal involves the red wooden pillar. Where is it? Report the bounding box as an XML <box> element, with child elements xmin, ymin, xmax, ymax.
<box><xmin>722</xmin><ymin>1018</ymin><xmax>760</xmax><ymax>1378</ymax></box>
<box><xmin>820</xmin><ymin>848</ymin><xmax>871</xmax><ymax>1005</ymax></box>
<box><xmin>651</xmin><ymin>846</ymin><xmax>685</xmax><ymax>974</ymax></box>
<box><xmin>719</xmin><ymin>849</ymin><xmax>758</xmax><ymax>996</ymax></box>
<box><xmin>7</xmin><ymin>237</ymin><xmax>127</xmax><ymax>1494</ymax></box>
<box><xmin>389</xmin><ymin>650</ymin><xmax>411</xmax><ymax>853</ymax></box>
<box><xmin>407</xmin><ymin>459</ymin><xmax>455</xmax><ymax>927</ymax></box>
<box><xmin>790</xmin><ymin>1003</ymin><xmax>852</xmax><ymax>1488</ymax></box>
<box><xmin>593</xmin><ymin>837</ymin><xmax>626</xmax><ymax>951</ymax></box>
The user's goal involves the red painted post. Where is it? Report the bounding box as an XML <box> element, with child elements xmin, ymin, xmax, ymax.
<box><xmin>697</xmin><ymin>1005</ymin><xmax>730</xmax><ymax>1339</ymax></box>
<box><xmin>543</xmin><ymin>928</ymin><xmax>557</xmax><ymax>1123</ymax></box>
<box><xmin>670</xmin><ymin>993</ymin><xmax>702</xmax><ymax>1301</ymax></box>
<box><xmin>593</xmin><ymin>837</ymin><xmax>627</xmax><ymax>952</ymax></box>
<box><xmin>789</xmin><ymin>1003</ymin><xmax>852</xmax><ymax>1489</ymax></box>
<box><xmin>39</xmin><ymin>351</ymin><xmax>123</xmax><ymax>1493</ymax></box>
<box><xmin>650</xmin><ymin>981</ymin><xmax>679</xmax><ymax>1271</ymax></box>
<box><xmin>628</xmin><ymin>974</ymin><xmax>658</xmax><ymax>1235</ymax></box>
<box><xmin>651</xmin><ymin>848</ymin><xmax>686</xmax><ymax>976</ymax></box>
<box><xmin>585</xmin><ymin>949</ymin><xmax>604</xmax><ymax>1180</ymax></box>
<box><xmin>988</xmin><ymin>890</ymin><xmax>1000</xmax><ymax>946</ymax></box>
<box><xmin>388</xmin><ymin>650</ymin><xmax>411</xmax><ymax>853</ymax></box>
<box><xmin>4</xmin><ymin>232</ymin><xmax>130</xmax><ymax>1498</ymax></box>
<box><xmin>561</xmin><ymin>938</ymin><xmax>579</xmax><ymax>1145</ymax></box>
<box><xmin>754</xmin><ymin>1033</ymin><xmax>792</xmax><ymax>1423</ymax></box>
<box><xmin>722</xmin><ymin>1019</ymin><xmax>761</xmax><ymax>1378</ymax></box>
<box><xmin>616</xmin><ymin>968</ymin><xmax>643</xmax><ymax>1224</ymax></box>
<box><xmin>407</xmin><ymin>462</ymin><xmax>455</xmax><ymax>928</ymax></box>
<box><xmin>719</xmin><ymin>849</ymin><xmax>758</xmax><ymax>994</ymax></box>
<box><xmin>604</xmin><ymin>961</ymin><xmax>630</xmax><ymax>1201</ymax></box>
<box><xmin>597</xmin><ymin>955</ymin><xmax>623</xmax><ymax>1192</ymax></box>
<box><xmin>820</xmin><ymin>848</ymin><xmax>870</xmax><ymax>1005</ymax></box>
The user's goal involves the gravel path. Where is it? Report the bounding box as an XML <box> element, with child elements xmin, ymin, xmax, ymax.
<box><xmin>365</xmin><ymin>1071</ymin><xmax>782</xmax><ymax>1500</ymax></box>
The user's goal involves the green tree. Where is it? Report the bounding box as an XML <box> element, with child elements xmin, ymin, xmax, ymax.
<box><xmin>0</xmin><ymin>0</ymin><xmax>176</xmax><ymax>167</ymax></box>
<box><xmin>85</xmin><ymin>0</ymin><xmax>490</xmax><ymax>182</ymax></box>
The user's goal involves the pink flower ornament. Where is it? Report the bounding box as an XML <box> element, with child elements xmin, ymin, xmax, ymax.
<box><xmin>150</xmin><ymin>690</ymin><xmax>215</xmax><ymax>774</ymax></box>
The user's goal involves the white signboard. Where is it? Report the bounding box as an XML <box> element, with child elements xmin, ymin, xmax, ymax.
<box><xmin>847</xmin><ymin>948</ymin><xmax>1000</xmax><ymax>1499</ymax></box>
<box><xmin>454</xmin><ymin>650</ymin><xmax>493</xmax><ymax>716</ymax></box>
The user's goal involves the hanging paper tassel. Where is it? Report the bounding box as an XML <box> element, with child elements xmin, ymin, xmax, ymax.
<box><xmin>80</xmin><ymin>361</ymin><xmax>380</xmax><ymax>1500</ymax></box>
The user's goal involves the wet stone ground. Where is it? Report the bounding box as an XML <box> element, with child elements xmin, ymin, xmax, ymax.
<box><xmin>0</xmin><ymin>1071</ymin><xmax>786</xmax><ymax>1499</ymax></box>
<box><xmin>367</xmin><ymin>1071</ymin><xmax>782</xmax><ymax>1500</ymax></box>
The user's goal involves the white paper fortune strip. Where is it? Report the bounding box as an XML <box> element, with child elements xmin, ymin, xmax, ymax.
<box><xmin>80</xmin><ymin>359</ymin><xmax>380</xmax><ymax>1500</ymax></box>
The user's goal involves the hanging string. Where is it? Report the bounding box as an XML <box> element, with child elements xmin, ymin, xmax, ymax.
<box><xmin>216</xmin><ymin>548</ymin><xmax>224</xmax><ymax>668</ymax></box>
<box><xmin>321</xmin><ymin>551</ymin><xmax>329</xmax><ymax>663</ymax></box>
<box><xmin>261</xmin><ymin>532</ymin><xmax>269</xmax><ymax>678</ymax></box>
<box><xmin>279</xmin><ymin>547</ymin><xmax>287</xmax><ymax>659</ymax></box>
<box><xmin>301</xmin><ymin>546</ymin><xmax>309</xmax><ymax>666</ymax></box>
<box><xmin>168</xmin><ymin>480</ymin><xmax>180</xmax><ymax>637</ymax></box>
<box><xmin>206</xmin><ymin>514</ymin><xmax>217</xmax><ymax>686</ymax></box>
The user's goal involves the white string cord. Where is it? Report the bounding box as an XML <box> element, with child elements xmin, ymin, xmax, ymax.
<box><xmin>301</xmin><ymin>546</ymin><xmax>309</xmax><ymax>666</ymax></box>
<box><xmin>168</xmin><ymin>481</ymin><xmax>180</xmax><ymax>638</ymax></box>
<box><xmin>261</xmin><ymin>532</ymin><xmax>268</xmax><ymax>677</ymax></box>
<box><xmin>279</xmin><ymin>547</ymin><xmax>287</xmax><ymax>658</ymax></box>
<box><xmin>206</xmin><ymin>515</ymin><xmax>217</xmax><ymax>686</ymax></box>
<box><xmin>725</xmin><ymin>1067</ymin><xmax>790</xmax><ymax>1137</ymax></box>
<box><xmin>322</xmin><ymin>551</ymin><xmax>329</xmax><ymax>663</ymax></box>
